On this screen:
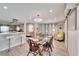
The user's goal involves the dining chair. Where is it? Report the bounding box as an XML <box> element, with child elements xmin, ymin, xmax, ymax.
<box><xmin>27</xmin><ymin>39</ymin><xmax>43</xmax><ymax>56</ymax></box>
<box><xmin>42</xmin><ymin>36</ymin><xmax>53</xmax><ymax>56</ymax></box>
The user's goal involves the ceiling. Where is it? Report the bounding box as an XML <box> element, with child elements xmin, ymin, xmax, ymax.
<box><xmin>0</xmin><ymin>3</ymin><xmax>65</xmax><ymax>25</ymax></box>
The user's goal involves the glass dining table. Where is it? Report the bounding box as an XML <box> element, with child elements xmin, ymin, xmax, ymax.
<box><xmin>26</xmin><ymin>35</ymin><xmax>52</xmax><ymax>45</ymax></box>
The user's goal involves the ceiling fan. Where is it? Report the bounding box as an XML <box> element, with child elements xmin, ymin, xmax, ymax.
<box><xmin>9</xmin><ymin>18</ymin><xmax>18</xmax><ymax>25</ymax></box>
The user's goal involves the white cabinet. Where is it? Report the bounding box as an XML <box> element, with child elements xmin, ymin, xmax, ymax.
<box><xmin>0</xmin><ymin>32</ymin><xmax>26</xmax><ymax>51</ymax></box>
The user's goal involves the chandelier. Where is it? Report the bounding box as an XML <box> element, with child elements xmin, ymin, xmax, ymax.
<box><xmin>34</xmin><ymin>14</ymin><xmax>43</xmax><ymax>22</ymax></box>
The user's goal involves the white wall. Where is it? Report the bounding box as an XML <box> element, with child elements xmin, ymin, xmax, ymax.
<box><xmin>68</xmin><ymin>31</ymin><xmax>77</xmax><ymax>55</ymax></box>
<box><xmin>64</xmin><ymin>4</ymin><xmax>79</xmax><ymax>56</ymax></box>
<box><xmin>65</xmin><ymin>21</ymin><xmax>77</xmax><ymax>56</ymax></box>
<box><xmin>68</xmin><ymin>8</ymin><xmax>77</xmax><ymax>56</ymax></box>
<box><xmin>64</xmin><ymin>20</ymin><xmax>68</xmax><ymax>49</ymax></box>
<box><xmin>77</xmin><ymin>5</ymin><xmax>79</xmax><ymax>55</ymax></box>
<box><xmin>64</xmin><ymin>5</ymin><xmax>77</xmax><ymax>55</ymax></box>
<box><xmin>38</xmin><ymin>24</ymin><xmax>45</xmax><ymax>33</ymax></box>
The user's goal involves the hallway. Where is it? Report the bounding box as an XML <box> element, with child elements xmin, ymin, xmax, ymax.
<box><xmin>0</xmin><ymin>40</ymin><xmax>68</xmax><ymax>56</ymax></box>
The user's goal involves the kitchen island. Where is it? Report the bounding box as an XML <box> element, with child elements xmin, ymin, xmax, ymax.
<box><xmin>0</xmin><ymin>32</ymin><xmax>26</xmax><ymax>51</ymax></box>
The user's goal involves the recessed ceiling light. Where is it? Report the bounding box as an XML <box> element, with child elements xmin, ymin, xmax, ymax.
<box><xmin>49</xmin><ymin>9</ymin><xmax>53</xmax><ymax>13</ymax></box>
<box><xmin>3</xmin><ymin>6</ymin><xmax>8</xmax><ymax>10</ymax></box>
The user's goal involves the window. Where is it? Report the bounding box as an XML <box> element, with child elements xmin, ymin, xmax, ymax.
<box><xmin>28</xmin><ymin>24</ymin><xmax>34</xmax><ymax>33</ymax></box>
<box><xmin>16</xmin><ymin>26</ymin><xmax>20</xmax><ymax>31</ymax></box>
<box><xmin>0</xmin><ymin>26</ymin><xmax>9</xmax><ymax>32</ymax></box>
<box><xmin>45</xmin><ymin>24</ymin><xmax>53</xmax><ymax>35</ymax></box>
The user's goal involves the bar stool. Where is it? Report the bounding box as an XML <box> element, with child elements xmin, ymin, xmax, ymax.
<box><xmin>6</xmin><ymin>36</ymin><xmax>14</xmax><ymax>52</ymax></box>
